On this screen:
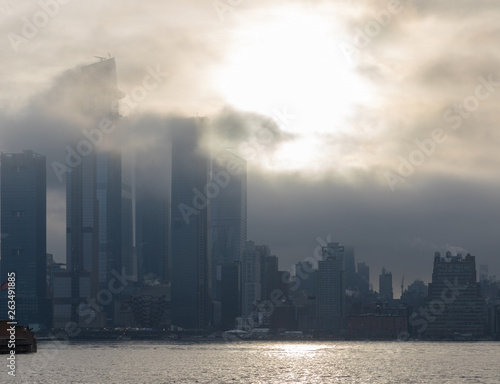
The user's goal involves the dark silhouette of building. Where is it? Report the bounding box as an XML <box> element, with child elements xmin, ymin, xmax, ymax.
<box><xmin>242</xmin><ymin>241</ymin><xmax>263</xmax><ymax>317</ymax></box>
<box><xmin>261</xmin><ymin>254</ymin><xmax>279</xmax><ymax>301</ymax></box>
<box><xmin>56</xmin><ymin>57</ymin><xmax>129</xmax><ymax>328</ymax></box>
<box><xmin>344</xmin><ymin>246</ymin><xmax>356</xmax><ymax>290</ymax></box>
<box><xmin>0</xmin><ymin>151</ymin><xmax>51</xmax><ymax>329</ymax></box>
<box><xmin>135</xmin><ymin>135</ymin><xmax>170</xmax><ymax>283</ymax></box>
<box><xmin>316</xmin><ymin>242</ymin><xmax>346</xmax><ymax>332</ymax></box>
<box><xmin>220</xmin><ymin>263</ymin><xmax>241</xmax><ymax>330</ymax></box>
<box><xmin>294</xmin><ymin>261</ymin><xmax>317</xmax><ymax>296</ymax></box>
<box><xmin>379</xmin><ymin>267</ymin><xmax>393</xmax><ymax>301</ymax></box>
<box><xmin>356</xmin><ymin>262</ymin><xmax>370</xmax><ymax>294</ymax></box>
<box><xmin>347</xmin><ymin>314</ymin><xmax>407</xmax><ymax>339</ymax></box>
<box><xmin>210</xmin><ymin>150</ymin><xmax>246</xmax><ymax>326</ymax></box>
<box><xmin>421</xmin><ymin>252</ymin><xmax>485</xmax><ymax>339</ymax></box>
<box><xmin>401</xmin><ymin>279</ymin><xmax>427</xmax><ymax>312</ymax></box>
<box><xmin>170</xmin><ymin>118</ymin><xmax>211</xmax><ymax>330</ymax></box>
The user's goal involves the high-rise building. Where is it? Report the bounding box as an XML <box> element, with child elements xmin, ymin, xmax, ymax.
<box><xmin>210</xmin><ymin>150</ymin><xmax>246</xmax><ymax>318</ymax></box>
<box><xmin>316</xmin><ymin>242</ymin><xmax>346</xmax><ymax>332</ymax></box>
<box><xmin>344</xmin><ymin>246</ymin><xmax>356</xmax><ymax>290</ymax></box>
<box><xmin>261</xmin><ymin>254</ymin><xmax>279</xmax><ymax>301</ymax></box>
<box><xmin>356</xmin><ymin>262</ymin><xmax>370</xmax><ymax>294</ymax></box>
<box><xmin>170</xmin><ymin>117</ymin><xmax>211</xmax><ymax>330</ymax></box>
<box><xmin>0</xmin><ymin>150</ymin><xmax>51</xmax><ymax>329</ymax></box>
<box><xmin>135</xmin><ymin>129</ymin><xmax>171</xmax><ymax>283</ymax></box>
<box><xmin>211</xmin><ymin>151</ymin><xmax>247</xmax><ymax>267</ymax></box>
<box><xmin>242</xmin><ymin>241</ymin><xmax>262</xmax><ymax>317</ymax></box>
<box><xmin>220</xmin><ymin>263</ymin><xmax>241</xmax><ymax>330</ymax></box>
<box><xmin>379</xmin><ymin>267</ymin><xmax>393</xmax><ymax>301</ymax></box>
<box><xmin>135</xmin><ymin>188</ymin><xmax>169</xmax><ymax>282</ymax></box>
<box><xmin>56</xmin><ymin>57</ymin><xmax>127</xmax><ymax>328</ymax></box>
<box><xmin>421</xmin><ymin>252</ymin><xmax>485</xmax><ymax>339</ymax></box>
<box><xmin>294</xmin><ymin>261</ymin><xmax>317</xmax><ymax>296</ymax></box>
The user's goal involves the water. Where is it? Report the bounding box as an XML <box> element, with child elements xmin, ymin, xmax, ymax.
<box><xmin>10</xmin><ymin>340</ymin><xmax>500</xmax><ymax>383</ymax></box>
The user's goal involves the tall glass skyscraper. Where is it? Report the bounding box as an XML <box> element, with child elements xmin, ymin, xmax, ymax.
<box><xmin>56</xmin><ymin>58</ymin><xmax>131</xmax><ymax>327</ymax></box>
<box><xmin>210</xmin><ymin>150</ymin><xmax>246</xmax><ymax>327</ymax></box>
<box><xmin>0</xmin><ymin>150</ymin><xmax>50</xmax><ymax>329</ymax></box>
<box><xmin>135</xmin><ymin>126</ymin><xmax>171</xmax><ymax>283</ymax></box>
<box><xmin>170</xmin><ymin>117</ymin><xmax>211</xmax><ymax>330</ymax></box>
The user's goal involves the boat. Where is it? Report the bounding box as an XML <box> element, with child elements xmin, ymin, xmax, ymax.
<box><xmin>0</xmin><ymin>321</ymin><xmax>37</xmax><ymax>353</ymax></box>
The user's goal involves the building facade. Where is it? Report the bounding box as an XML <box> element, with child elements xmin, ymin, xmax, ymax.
<box><xmin>210</xmin><ymin>150</ymin><xmax>246</xmax><ymax>327</ymax></box>
<box><xmin>0</xmin><ymin>151</ymin><xmax>50</xmax><ymax>329</ymax></box>
<box><xmin>317</xmin><ymin>242</ymin><xmax>346</xmax><ymax>332</ymax></box>
<box><xmin>56</xmin><ymin>58</ymin><xmax>126</xmax><ymax>328</ymax></box>
<box><xmin>379</xmin><ymin>267</ymin><xmax>393</xmax><ymax>301</ymax></box>
<box><xmin>170</xmin><ymin>117</ymin><xmax>211</xmax><ymax>330</ymax></box>
<box><xmin>421</xmin><ymin>252</ymin><xmax>485</xmax><ymax>339</ymax></box>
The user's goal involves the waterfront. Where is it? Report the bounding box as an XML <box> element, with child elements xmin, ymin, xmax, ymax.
<box><xmin>10</xmin><ymin>340</ymin><xmax>500</xmax><ymax>383</ymax></box>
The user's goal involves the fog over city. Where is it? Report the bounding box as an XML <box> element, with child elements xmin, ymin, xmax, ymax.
<box><xmin>1</xmin><ymin>0</ymin><xmax>500</xmax><ymax>293</ymax></box>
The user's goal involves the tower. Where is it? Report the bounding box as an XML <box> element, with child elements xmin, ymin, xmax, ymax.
<box><xmin>379</xmin><ymin>267</ymin><xmax>393</xmax><ymax>301</ymax></box>
<box><xmin>317</xmin><ymin>242</ymin><xmax>346</xmax><ymax>332</ymax></box>
<box><xmin>56</xmin><ymin>57</ymin><xmax>126</xmax><ymax>328</ymax></box>
<box><xmin>170</xmin><ymin>117</ymin><xmax>211</xmax><ymax>330</ymax></box>
<box><xmin>210</xmin><ymin>151</ymin><xmax>246</xmax><ymax>328</ymax></box>
<box><xmin>0</xmin><ymin>151</ymin><xmax>50</xmax><ymax>329</ymax></box>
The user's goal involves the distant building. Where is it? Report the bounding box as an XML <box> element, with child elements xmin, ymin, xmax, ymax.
<box><xmin>379</xmin><ymin>267</ymin><xmax>393</xmax><ymax>301</ymax></box>
<box><xmin>347</xmin><ymin>314</ymin><xmax>407</xmax><ymax>339</ymax></box>
<box><xmin>57</xmin><ymin>58</ymin><xmax>126</xmax><ymax>328</ymax></box>
<box><xmin>242</xmin><ymin>241</ymin><xmax>262</xmax><ymax>317</ymax></box>
<box><xmin>421</xmin><ymin>252</ymin><xmax>485</xmax><ymax>339</ymax></box>
<box><xmin>356</xmin><ymin>262</ymin><xmax>370</xmax><ymax>294</ymax></box>
<box><xmin>170</xmin><ymin>118</ymin><xmax>211</xmax><ymax>330</ymax></box>
<box><xmin>261</xmin><ymin>254</ymin><xmax>279</xmax><ymax>302</ymax></box>
<box><xmin>316</xmin><ymin>242</ymin><xmax>346</xmax><ymax>332</ymax></box>
<box><xmin>294</xmin><ymin>261</ymin><xmax>317</xmax><ymax>296</ymax></box>
<box><xmin>210</xmin><ymin>150</ymin><xmax>246</xmax><ymax>326</ymax></box>
<box><xmin>401</xmin><ymin>279</ymin><xmax>427</xmax><ymax>311</ymax></box>
<box><xmin>0</xmin><ymin>151</ymin><xmax>51</xmax><ymax>329</ymax></box>
<box><xmin>344</xmin><ymin>246</ymin><xmax>356</xmax><ymax>290</ymax></box>
<box><xmin>135</xmin><ymin>141</ymin><xmax>170</xmax><ymax>283</ymax></box>
<box><xmin>46</xmin><ymin>254</ymin><xmax>66</xmax><ymax>299</ymax></box>
<box><xmin>220</xmin><ymin>263</ymin><xmax>241</xmax><ymax>330</ymax></box>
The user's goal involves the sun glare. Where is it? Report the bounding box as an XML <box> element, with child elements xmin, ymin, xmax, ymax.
<box><xmin>214</xmin><ymin>5</ymin><xmax>373</xmax><ymax>171</ymax></box>
<box><xmin>265</xmin><ymin>343</ymin><xmax>335</xmax><ymax>359</ymax></box>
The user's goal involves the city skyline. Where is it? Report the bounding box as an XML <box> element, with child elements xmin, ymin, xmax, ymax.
<box><xmin>1</xmin><ymin>0</ymin><xmax>500</xmax><ymax>293</ymax></box>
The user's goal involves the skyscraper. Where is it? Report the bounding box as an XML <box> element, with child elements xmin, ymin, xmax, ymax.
<box><xmin>0</xmin><ymin>150</ymin><xmax>50</xmax><ymax>329</ymax></box>
<box><xmin>317</xmin><ymin>242</ymin><xmax>346</xmax><ymax>332</ymax></box>
<box><xmin>56</xmin><ymin>57</ymin><xmax>126</xmax><ymax>328</ymax></box>
<box><xmin>170</xmin><ymin>117</ymin><xmax>211</xmax><ymax>330</ymax></box>
<box><xmin>134</xmin><ymin>123</ymin><xmax>171</xmax><ymax>283</ymax></box>
<box><xmin>211</xmin><ymin>150</ymin><xmax>246</xmax><ymax>304</ymax></box>
<box><xmin>344</xmin><ymin>246</ymin><xmax>356</xmax><ymax>290</ymax></box>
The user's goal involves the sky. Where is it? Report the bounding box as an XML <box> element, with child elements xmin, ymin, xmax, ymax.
<box><xmin>1</xmin><ymin>0</ymin><xmax>500</xmax><ymax>295</ymax></box>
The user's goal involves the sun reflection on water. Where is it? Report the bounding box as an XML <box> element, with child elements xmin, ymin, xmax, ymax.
<box><xmin>264</xmin><ymin>343</ymin><xmax>337</xmax><ymax>359</ymax></box>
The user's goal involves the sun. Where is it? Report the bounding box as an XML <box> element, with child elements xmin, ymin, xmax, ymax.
<box><xmin>213</xmin><ymin>4</ymin><xmax>374</xmax><ymax>171</ymax></box>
